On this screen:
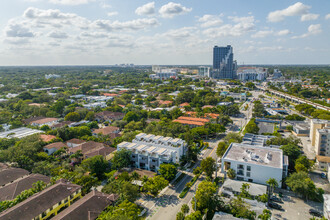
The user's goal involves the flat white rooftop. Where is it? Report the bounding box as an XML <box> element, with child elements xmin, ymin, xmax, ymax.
<box><xmin>223</xmin><ymin>143</ymin><xmax>284</xmax><ymax>168</ymax></box>
<box><xmin>0</xmin><ymin>127</ymin><xmax>43</xmax><ymax>139</ymax></box>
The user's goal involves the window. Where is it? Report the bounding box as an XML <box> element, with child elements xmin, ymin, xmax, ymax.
<box><xmin>246</xmin><ymin>172</ymin><xmax>251</xmax><ymax>177</ymax></box>
<box><xmin>247</xmin><ymin>166</ymin><xmax>251</xmax><ymax>171</ymax></box>
<box><xmin>237</xmin><ymin>164</ymin><xmax>244</xmax><ymax>169</ymax></box>
<box><xmin>237</xmin><ymin>176</ymin><xmax>244</xmax><ymax>181</ymax></box>
<box><xmin>248</xmin><ymin>179</ymin><xmax>253</xmax><ymax>182</ymax></box>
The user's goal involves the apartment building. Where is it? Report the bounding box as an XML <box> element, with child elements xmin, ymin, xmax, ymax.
<box><xmin>310</xmin><ymin>119</ymin><xmax>330</xmax><ymax>147</ymax></box>
<box><xmin>315</xmin><ymin>129</ymin><xmax>330</xmax><ymax>156</ymax></box>
<box><xmin>117</xmin><ymin>133</ymin><xmax>187</xmax><ymax>171</ymax></box>
<box><xmin>0</xmin><ymin>179</ymin><xmax>82</xmax><ymax>220</ymax></box>
<box><xmin>221</xmin><ymin>143</ymin><xmax>288</xmax><ymax>185</ymax></box>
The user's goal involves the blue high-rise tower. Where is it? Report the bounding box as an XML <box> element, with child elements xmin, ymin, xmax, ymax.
<box><xmin>212</xmin><ymin>45</ymin><xmax>237</xmax><ymax>79</ymax></box>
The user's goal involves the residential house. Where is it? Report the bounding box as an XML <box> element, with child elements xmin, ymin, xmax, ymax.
<box><xmin>30</xmin><ymin>118</ymin><xmax>59</xmax><ymax>127</ymax></box>
<box><xmin>43</xmin><ymin>142</ymin><xmax>67</xmax><ymax>155</ymax></box>
<box><xmin>0</xmin><ymin>174</ymin><xmax>50</xmax><ymax>201</ymax></box>
<box><xmin>68</xmin><ymin>141</ymin><xmax>116</xmax><ymax>160</ymax></box>
<box><xmin>0</xmin><ymin>179</ymin><xmax>82</xmax><ymax>220</ymax></box>
<box><xmin>92</xmin><ymin>126</ymin><xmax>120</xmax><ymax>137</ymax></box>
<box><xmin>0</xmin><ymin>168</ymin><xmax>30</xmax><ymax>187</ymax></box>
<box><xmin>52</xmin><ymin>190</ymin><xmax>119</xmax><ymax>220</ymax></box>
<box><xmin>117</xmin><ymin>133</ymin><xmax>187</xmax><ymax>172</ymax></box>
<box><xmin>66</xmin><ymin>138</ymin><xmax>86</xmax><ymax>148</ymax></box>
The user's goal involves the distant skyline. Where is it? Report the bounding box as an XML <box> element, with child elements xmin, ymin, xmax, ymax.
<box><xmin>0</xmin><ymin>0</ymin><xmax>330</xmax><ymax>65</ymax></box>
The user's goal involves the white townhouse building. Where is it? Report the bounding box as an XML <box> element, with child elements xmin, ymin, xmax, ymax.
<box><xmin>117</xmin><ymin>133</ymin><xmax>187</xmax><ymax>172</ymax></box>
<box><xmin>221</xmin><ymin>143</ymin><xmax>288</xmax><ymax>186</ymax></box>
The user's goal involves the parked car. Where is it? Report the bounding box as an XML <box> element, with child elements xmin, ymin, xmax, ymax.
<box><xmin>321</xmin><ymin>173</ymin><xmax>327</xmax><ymax>179</ymax></box>
<box><xmin>309</xmin><ymin>209</ymin><xmax>323</xmax><ymax>218</ymax></box>
<box><xmin>268</xmin><ymin>202</ymin><xmax>284</xmax><ymax>211</ymax></box>
<box><xmin>270</xmin><ymin>196</ymin><xmax>283</xmax><ymax>204</ymax></box>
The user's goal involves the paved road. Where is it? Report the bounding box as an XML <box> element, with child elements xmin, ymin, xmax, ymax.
<box><xmin>144</xmin><ymin>139</ymin><xmax>220</xmax><ymax>220</ymax></box>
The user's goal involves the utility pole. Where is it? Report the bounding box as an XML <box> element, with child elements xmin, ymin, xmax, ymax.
<box><xmin>194</xmin><ymin>184</ymin><xmax>197</xmax><ymax>211</ymax></box>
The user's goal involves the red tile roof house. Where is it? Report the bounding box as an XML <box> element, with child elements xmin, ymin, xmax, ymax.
<box><xmin>52</xmin><ymin>190</ymin><xmax>119</xmax><ymax>220</ymax></box>
<box><xmin>66</xmin><ymin>138</ymin><xmax>86</xmax><ymax>148</ymax></box>
<box><xmin>40</xmin><ymin>134</ymin><xmax>57</xmax><ymax>142</ymax></box>
<box><xmin>68</xmin><ymin>141</ymin><xmax>116</xmax><ymax>160</ymax></box>
<box><xmin>43</xmin><ymin>142</ymin><xmax>67</xmax><ymax>155</ymax></box>
<box><xmin>30</xmin><ymin>117</ymin><xmax>59</xmax><ymax>127</ymax></box>
<box><xmin>92</xmin><ymin>126</ymin><xmax>120</xmax><ymax>137</ymax></box>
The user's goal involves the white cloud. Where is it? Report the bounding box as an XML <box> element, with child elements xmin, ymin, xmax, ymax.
<box><xmin>277</xmin><ymin>29</ymin><xmax>291</xmax><ymax>36</ymax></box>
<box><xmin>325</xmin><ymin>14</ymin><xmax>330</xmax><ymax>20</ymax></box>
<box><xmin>107</xmin><ymin>12</ymin><xmax>118</xmax><ymax>17</ymax></box>
<box><xmin>267</xmin><ymin>2</ymin><xmax>311</xmax><ymax>22</ymax></box>
<box><xmin>48</xmin><ymin>31</ymin><xmax>68</xmax><ymax>38</ymax></box>
<box><xmin>198</xmin><ymin>15</ymin><xmax>223</xmax><ymax>28</ymax></box>
<box><xmin>162</xmin><ymin>27</ymin><xmax>196</xmax><ymax>39</ymax></box>
<box><xmin>301</xmin><ymin>13</ymin><xmax>319</xmax><ymax>21</ymax></box>
<box><xmin>92</xmin><ymin>18</ymin><xmax>159</xmax><ymax>31</ymax></box>
<box><xmin>5</xmin><ymin>22</ymin><xmax>35</xmax><ymax>38</ymax></box>
<box><xmin>292</xmin><ymin>24</ymin><xmax>322</xmax><ymax>39</ymax></box>
<box><xmin>49</xmin><ymin>0</ymin><xmax>92</xmax><ymax>5</ymax></box>
<box><xmin>159</xmin><ymin>2</ymin><xmax>192</xmax><ymax>18</ymax></box>
<box><xmin>251</xmin><ymin>30</ymin><xmax>273</xmax><ymax>38</ymax></box>
<box><xmin>135</xmin><ymin>2</ymin><xmax>155</xmax><ymax>16</ymax></box>
<box><xmin>203</xmin><ymin>16</ymin><xmax>255</xmax><ymax>38</ymax></box>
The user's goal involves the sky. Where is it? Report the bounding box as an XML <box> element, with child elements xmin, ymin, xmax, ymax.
<box><xmin>0</xmin><ymin>0</ymin><xmax>330</xmax><ymax>65</ymax></box>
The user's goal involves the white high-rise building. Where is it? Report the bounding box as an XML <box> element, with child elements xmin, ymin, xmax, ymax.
<box><xmin>198</xmin><ymin>66</ymin><xmax>210</xmax><ymax>77</ymax></box>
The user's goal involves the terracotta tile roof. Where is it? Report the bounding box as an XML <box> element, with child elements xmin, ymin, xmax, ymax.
<box><xmin>158</xmin><ymin>100</ymin><xmax>173</xmax><ymax>105</ymax></box>
<box><xmin>43</xmin><ymin>142</ymin><xmax>67</xmax><ymax>150</ymax></box>
<box><xmin>67</xmin><ymin>138</ymin><xmax>86</xmax><ymax>145</ymax></box>
<box><xmin>84</xmin><ymin>146</ymin><xmax>117</xmax><ymax>158</ymax></box>
<box><xmin>179</xmin><ymin>102</ymin><xmax>190</xmax><ymax>107</ymax></box>
<box><xmin>93</xmin><ymin>126</ymin><xmax>120</xmax><ymax>136</ymax></box>
<box><xmin>0</xmin><ymin>168</ymin><xmax>30</xmax><ymax>186</ymax></box>
<box><xmin>176</xmin><ymin>116</ymin><xmax>210</xmax><ymax>123</ymax></box>
<box><xmin>23</xmin><ymin>116</ymin><xmax>46</xmax><ymax>124</ymax></box>
<box><xmin>51</xmin><ymin>121</ymin><xmax>73</xmax><ymax>128</ymax></box>
<box><xmin>202</xmin><ymin>105</ymin><xmax>215</xmax><ymax>109</ymax></box>
<box><xmin>0</xmin><ymin>179</ymin><xmax>81</xmax><ymax>220</ymax></box>
<box><xmin>0</xmin><ymin>174</ymin><xmax>50</xmax><ymax>201</ymax></box>
<box><xmin>31</xmin><ymin>117</ymin><xmax>58</xmax><ymax>125</ymax></box>
<box><xmin>52</xmin><ymin>190</ymin><xmax>118</xmax><ymax>220</ymax></box>
<box><xmin>69</xmin><ymin>141</ymin><xmax>104</xmax><ymax>154</ymax></box>
<box><xmin>173</xmin><ymin>119</ymin><xmax>205</xmax><ymax>126</ymax></box>
<box><xmin>116</xmin><ymin>168</ymin><xmax>156</xmax><ymax>179</ymax></box>
<box><xmin>103</xmin><ymin>93</ymin><xmax>118</xmax><ymax>97</ymax></box>
<box><xmin>40</xmin><ymin>134</ymin><xmax>56</xmax><ymax>142</ymax></box>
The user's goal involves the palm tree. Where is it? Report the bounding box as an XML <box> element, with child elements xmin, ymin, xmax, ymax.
<box><xmin>131</xmin><ymin>171</ymin><xmax>140</xmax><ymax>180</ymax></box>
<box><xmin>266</xmin><ymin>178</ymin><xmax>278</xmax><ymax>195</ymax></box>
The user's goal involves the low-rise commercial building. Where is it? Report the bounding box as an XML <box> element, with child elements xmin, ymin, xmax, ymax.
<box><xmin>242</xmin><ymin>133</ymin><xmax>275</xmax><ymax>146</ymax></box>
<box><xmin>220</xmin><ymin>179</ymin><xmax>267</xmax><ymax>199</ymax></box>
<box><xmin>117</xmin><ymin>133</ymin><xmax>187</xmax><ymax>171</ymax></box>
<box><xmin>221</xmin><ymin>143</ymin><xmax>288</xmax><ymax>185</ymax></box>
<box><xmin>0</xmin><ymin>127</ymin><xmax>43</xmax><ymax>139</ymax></box>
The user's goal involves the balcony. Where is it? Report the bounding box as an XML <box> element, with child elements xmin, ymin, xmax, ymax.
<box><xmin>139</xmin><ymin>156</ymin><xmax>148</xmax><ymax>164</ymax></box>
<box><xmin>237</xmin><ymin>169</ymin><xmax>244</xmax><ymax>176</ymax></box>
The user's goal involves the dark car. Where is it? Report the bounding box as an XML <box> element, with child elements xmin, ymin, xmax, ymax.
<box><xmin>270</xmin><ymin>196</ymin><xmax>283</xmax><ymax>204</ymax></box>
<box><xmin>268</xmin><ymin>202</ymin><xmax>284</xmax><ymax>211</ymax></box>
<box><xmin>309</xmin><ymin>209</ymin><xmax>323</xmax><ymax>218</ymax></box>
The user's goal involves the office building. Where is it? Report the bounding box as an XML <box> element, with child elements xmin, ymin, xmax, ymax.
<box><xmin>310</xmin><ymin>119</ymin><xmax>330</xmax><ymax>147</ymax></box>
<box><xmin>221</xmin><ymin>143</ymin><xmax>288</xmax><ymax>185</ymax></box>
<box><xmin>117</xmin><ymin>133</ymin><xmax>187</xmax><ymax>171</ymax></box>
<box><xmin>212</xmin><ymin>45</ymin><xmax>237</xmax><ymax>79</ymax></box>
<box><xmin>198</xmin><ymin>66</ymin><xmax>210</xmax><ymax>77</ymax></box>
<box><xmin>237</xmin><ymin>67</ymin><xmax>268</xmax><ymax>81</ymax></box>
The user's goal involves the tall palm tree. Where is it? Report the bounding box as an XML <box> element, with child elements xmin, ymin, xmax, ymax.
<box><xmin>266</xmin><ymin>178</ymin><xmax>278</xmax><ymax>195</ymax></box>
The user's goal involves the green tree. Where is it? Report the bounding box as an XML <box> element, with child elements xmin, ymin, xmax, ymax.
<box><xmin>103</xmin><ymin>181</ymin><xmax>140</xmax><ymax>203</ymax></box>
<box><xmin>192</xmin><ymin>180</ymin><xmax>217</xmax><ymax>211</ymax></box>
<box><xmin>158</xmin><ymin>163</ymin><xmax>178</xmax><ymax>181</ymax></box>
<box><xmin>240</xmin><ymin>183</ymin><xmax>251</xmax><ymax>199</ymax></box>
<box><xmin>244</xmin><ymin>118</ymin><xmax>259</xmax><ymax>134</ymax></box>
<box><xmin>98</xmin><ymin>200</ymin><xmax>140</xmax><ymax>220</ymax></box>
<box><xmin>227</xmin><ymin>168</ymin><xmax>236</xmax><ymax>179</ymax></box>
<box><xmin>123</xmin><ymin>111</ymin><xmax>139</xmax><ymax>122</ymax></box>
<box><xmin>216</xmin><ymin>141</ymin><xmax>228</xmax><ymax>158</ymax></box>
<box><xmin>181</xmin><ymin>204</ymin><xmax>189</xmax><ymax>215</ymax></box>
<box><xmin>111</xmin><ymin>149</ymin><xmax>132</xmax><ymax>169</ymax></box>
<box><xmin>266</xmin><ymin>178</ymin><xmax>278</xmax><ymax>195</ymax></box>
<box><xmin>64</xmin><ymin>112</ymin><xmax>81</xmax><ymax>122</ymax></box>
<box><xmin>176</xmin><ymin>212</ymin><xmax>185</xmax><ymax>220</ymax></box>
<box><xmin>144</xmin><ymin>175</ymin><xmax>169</xmax><ymax>196</ymax></box>
<box><xmin>85</xmin><ymin>111</ymin><xmax>95</xmax><ymax>121</ymax></box>
<box><xmin>280</xmin><ymin>144</ymin><xmax>301</xmax><ymax>169</ymax></box>
<box><xmin>258</xmin><ymin>209</ymin><xmax>271</xmax><ymax>220</ymax></box>
<box><xmin>185</xmin><ymin>211</ymin><xmax>202</xmax><ymax>220</ymax></box>
<box><xmin>81</xmin><ymin>155</ymin><xmax>109</xmax><ymax>179</ymax></box>
<box><xmin>201</xmin><ymin>157</ymin><xmax>216</xmax><ymax>178</ymax></box>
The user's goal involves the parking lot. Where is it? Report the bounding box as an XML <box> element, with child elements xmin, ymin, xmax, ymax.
<box><xmin>271</xmin><ymin>191</ymin><xmax>323</xmax><ymax>220</ymax></box>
